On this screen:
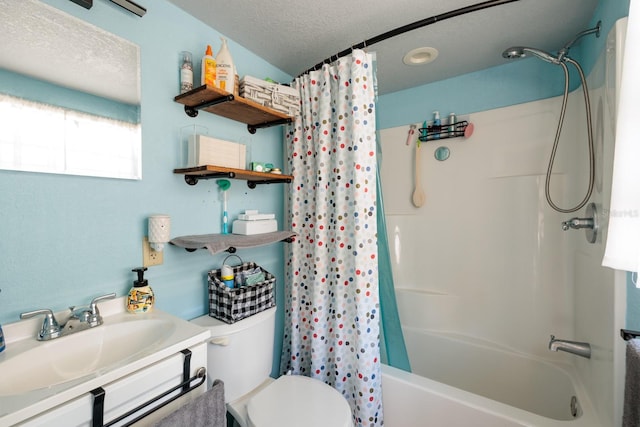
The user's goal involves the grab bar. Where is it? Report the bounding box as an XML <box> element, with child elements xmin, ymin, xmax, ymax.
<box><xmin>91</xmin><ymin>348</ymin><xmax>206</xmax><ymax>427</ymax></box>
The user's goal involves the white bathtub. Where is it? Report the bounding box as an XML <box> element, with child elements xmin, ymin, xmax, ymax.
<box><xmin>381</xmin><ymin>328</ymin><xmax>602</xmax><ymax>426</ymax></box>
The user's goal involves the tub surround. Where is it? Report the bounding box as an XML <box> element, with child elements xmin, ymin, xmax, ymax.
<box><xmin>379</xmin><ymin>16</ymin><xmax>625</xmax><ymax>425</ymax></box>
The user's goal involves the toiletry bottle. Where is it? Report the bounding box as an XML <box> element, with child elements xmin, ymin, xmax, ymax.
<box><xmin>201</xmin><ymin>45</ymin><xmax>216</xmax><ymax>87</ymax></box>
<box><xmin>180</xmin><ymin>51</ymin><xmax>193</xmax><ymax>94</ymax></box>
<box><xmin>215</xmin><ymin>37</ymin><xmax>235</xmax><ymax>93</ymax></box>
<box><xmin>127</xmin><ymin>267</ymin><xmax>154</xmax><ymax>313</ymax></box>
<box><xmin>432</xmin><ymin>111</ymin><xmax>441</xmax><ymax>139</ymax></box>
<box><xmin>221</xmin><ymin>264</ymin><xmax>234</xmax><ymax>288</ymax></box>
<box><xmin>448</xmin><ymin>112</ymin><xmax>456</xmax><ymax>135</ymax></box>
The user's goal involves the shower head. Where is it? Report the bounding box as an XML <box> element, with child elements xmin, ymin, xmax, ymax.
<box><xmin>502</xmin><ymin>21</ymin><xmax>601</xmax><ymax>66</ymax></box>
<box><xmin>502</xmin><ymin>46</ymin><xmax>560</xmax><ymax>64</ymax></box>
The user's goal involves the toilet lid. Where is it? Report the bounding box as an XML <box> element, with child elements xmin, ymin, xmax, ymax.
<box><xmin>246</xmin><ymin>375</ymin><xmax>353</xmax><ymax>427</ymax></box>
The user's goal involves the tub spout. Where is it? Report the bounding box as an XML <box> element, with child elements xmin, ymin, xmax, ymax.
<box><xmin>549</xmin><ymin>335</ymin><xmax>591</xmax><ymax>359</ymax></box>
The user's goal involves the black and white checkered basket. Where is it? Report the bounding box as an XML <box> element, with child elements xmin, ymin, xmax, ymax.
<box><xmin>207</xmin><ymin>255</ymin><xmax>275</xmax><ymax>324</ymax></box>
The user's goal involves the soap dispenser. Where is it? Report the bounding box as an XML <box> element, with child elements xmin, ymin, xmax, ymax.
<box><xmin>127</xmin><ymin>267</ymin><xmax>154</xmax><ymax>314</ymax></box>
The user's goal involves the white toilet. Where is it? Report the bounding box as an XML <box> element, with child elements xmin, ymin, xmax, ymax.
<box><xmin>191</xmin><ymin>307</ymin><xmax>353</xmax><ymax>427</ymax></box>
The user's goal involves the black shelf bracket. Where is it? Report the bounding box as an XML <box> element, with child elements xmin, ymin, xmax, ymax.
<box><xmin>247</xmin><ymin>177</ymin><xmax>292</xmax><ymax>188</ymax></box>
<box><xmin>183</xmin><ymin>174</ymin><xmax>290</xmax><ymax>187</ymax></box>
<box><xmin>184</xmin><ymin>171</ymin><xmax>237</xmax><ymax>186</ymax></box>
<box><xmin>621</xmin><ymin>329</ymin><xmax>640</xmax><ymax>341</ymax></box>
<box><xmin>170</xmin><ymin>234</ymin><xmax>296</xmax><ymax>254</ymax></box>
<box><xmin>184</xmin><ymin>94</ymin><xmax>236</xmax><ymax>118</ymax></box>
<box><xmin>248</xmin><ymin>117</ymin><xmax>293</xmax><ymax>134</ymax></box>
<box><xmin>222</xmin><ymin>236</ymin><xmax>295</xmax><ymax>253</ymax></box>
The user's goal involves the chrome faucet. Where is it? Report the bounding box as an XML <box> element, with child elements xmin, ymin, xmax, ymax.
<box><xmin>19</xmin><ymin>308</ymin><xmax>62</xmax><ymax>341</ymax></box>
<box><xmin>548</xmin><ymin>335</ymin><xmax>591</xmax><ymax>359</ymax></box>
<box><xmin>20</xmin><ymin>293</ymin><xmax>116</xmax><ymax>341</ymax></box>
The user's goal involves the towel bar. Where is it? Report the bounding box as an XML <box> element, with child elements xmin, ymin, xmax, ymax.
<box><xmin>91</xmin><ymin>348</ymin><xmax>206</xmax><ymax>427</ymax></box>
<box><xmin>620</xmin><ymin>329</ymin><xmax>640</xmax><ymax>341</ymax></box>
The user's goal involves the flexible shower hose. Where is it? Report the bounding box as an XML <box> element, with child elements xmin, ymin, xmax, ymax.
<box><xmin>544</xmin><ymin>57</ymin><xmax>595</xmax><ymax>213</ymax></box>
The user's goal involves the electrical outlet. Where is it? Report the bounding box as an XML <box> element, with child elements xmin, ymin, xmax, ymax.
<box><xmin>143</xmin><ymin>236</ymin><xmax>163</xmax><ymax>267</ymax></box>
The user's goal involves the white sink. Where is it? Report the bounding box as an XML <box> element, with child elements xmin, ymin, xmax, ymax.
<box><xmin>0</xmin><ymin>297</ymin><xmax>210</xmax><ymax>425</ymax></box>
<box><xmin>0</xmin><ymin>318</ymin><xmax>175</xmax><ymax>396</ymax></box>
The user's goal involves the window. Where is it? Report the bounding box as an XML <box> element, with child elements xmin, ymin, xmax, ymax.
<box><xmin>0</xmin><ymin>93</ymin><xmax>141</xmax><ymax>179</ymax></box>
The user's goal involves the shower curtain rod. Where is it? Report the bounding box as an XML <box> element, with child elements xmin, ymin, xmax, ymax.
<box><xmin>300</xmin><ymin>0</ymin><xmax>521</xmax><ymax>76</ymax></box>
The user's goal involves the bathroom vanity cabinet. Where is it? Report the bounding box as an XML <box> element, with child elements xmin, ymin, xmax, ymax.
<box><xmin>0</xmin><ymin>299</ymin><xmax>211</xmax><ymax>427</ymax></box>
<box><xmin>17</xmin><ymin>343</ymin><xmax>207</xmax><ymax>427</ymax></box>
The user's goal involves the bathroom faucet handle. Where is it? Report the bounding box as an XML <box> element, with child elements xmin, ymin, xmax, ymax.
<box><xmin>20</xmin><ymin>309</ymin><xmax>62</xmax><ymax>341</ymax></box>
<box><xmin>88</xmin><ymin>293</ymin><xmax>116</xmax><ymax>326</ymax></box>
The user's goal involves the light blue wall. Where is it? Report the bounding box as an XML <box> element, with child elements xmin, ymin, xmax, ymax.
<box><xmin>0</xmin><ymin>0</ymin><xmax>291</xmax><ymax>371</ymax></box>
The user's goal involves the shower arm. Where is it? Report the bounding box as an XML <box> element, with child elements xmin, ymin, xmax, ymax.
<box><xmin>558</xmin><ymin>21</ymin><xmax>601</xmax><ymax>62</ymax></box>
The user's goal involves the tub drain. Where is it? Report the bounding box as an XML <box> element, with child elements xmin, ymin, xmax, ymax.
<box><xmin>570</xmin><ymin>396</ymin><xmax>579</xmax><ymax>417</ymax></box>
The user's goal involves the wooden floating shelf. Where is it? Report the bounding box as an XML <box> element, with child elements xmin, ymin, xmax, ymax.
<box><xmin>173</xmin><ymin>165</ymin><xmax>293</xmax><ymax>188</ymax></box>
<box><xmin>174</xmin><ymin>85</ymin><xmax>293</xmax><ymax>133</ymax></box>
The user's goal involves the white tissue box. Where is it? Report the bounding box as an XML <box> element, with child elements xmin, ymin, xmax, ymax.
<box><xmin>187</xmin><ymin>135</ymin><xmax>246</xmax><ymax>169</ymax></box>
<box><xmin>237</xmin><ymin>211</ymin><xmax>276</xmax><ymax>221</ymax></box>
<box><xmin>232</xmin><ymin>219</ymin><xmax>277</xmax><ymax>235</ymax></box>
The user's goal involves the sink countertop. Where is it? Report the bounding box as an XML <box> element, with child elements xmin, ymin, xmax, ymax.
<box><xmin>0</xmin><ymin>297</ymin><xmax>210</xmax><ymax>426</ymax></box>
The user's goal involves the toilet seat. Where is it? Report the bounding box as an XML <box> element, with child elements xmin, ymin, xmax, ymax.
<box><xmin>236</xmin><ymin>375</ymin><xmax>353</xmax><ymax>427</ymax></box>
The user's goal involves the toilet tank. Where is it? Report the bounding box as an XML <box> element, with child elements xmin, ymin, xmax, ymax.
<box><xmin>190</xmin><ymin>307</ymin><xmax>276</xmax><ymax>402</ymax></box>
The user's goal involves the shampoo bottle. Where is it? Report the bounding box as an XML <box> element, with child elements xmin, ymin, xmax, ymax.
<box><xmin>432</xmin><ymin>111</ymin><xmax>441</xmax><ymax>139</ymax></box>
<box><xmin>201</xmin><ymin>45</ymin><xmax>216</xmax><ymax>86</ymax></box>
<box><xmin>215</xmin><ymin>37</ymin><xmax>236</xmax><ymax>93</ymax></box>
<box><xmin>127</xmin><ymin>267</ymin><xmax>154</xmax><ymax>313</ymax></box>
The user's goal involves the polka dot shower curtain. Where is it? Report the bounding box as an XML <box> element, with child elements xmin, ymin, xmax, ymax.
<box><xmin>281</xmin><ymin>50</ymin><xmax>383</xmax><ymax>427</ymax></box>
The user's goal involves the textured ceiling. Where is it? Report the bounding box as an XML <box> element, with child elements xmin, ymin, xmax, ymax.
<box><xmin>167</xmin><ymin>0</ymin><xmax>599</xmax><ymax>95</ymax></box>
<box><xmin>0</xmin><ymin>0</ymin><xmax>140</xmax><ymax>105</ymax></box>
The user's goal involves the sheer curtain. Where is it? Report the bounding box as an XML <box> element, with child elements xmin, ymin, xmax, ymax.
<box><xmin>280</xmin><ymin>50</ymin><xmax>383</xmax><ymax>427</ymax></box>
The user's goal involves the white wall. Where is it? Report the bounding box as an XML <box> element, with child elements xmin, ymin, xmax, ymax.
<box><xmin>380</xmin><ymin>96</ymin><xmax>574</xmax><ymax>358</ymax></box>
